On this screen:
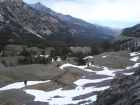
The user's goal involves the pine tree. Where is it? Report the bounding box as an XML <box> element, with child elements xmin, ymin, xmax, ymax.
<box><xmin>41</xmin><ymin>49</ymin><xmax>45</xmax><ymax>55</ymax></box>
<box><xmin>92</xmin><ymin>61</ymin><xmax>94</xmax><ymax>65</ymax></box>
<box><xmin>54</xmin><ymin>56</ymin><xmax>58</xmax><ymax>61</ymax></box>
<box><xmin>57</xmin><ymin>63</ymin><xmax>60</xmax><ymax>67</ymax></box>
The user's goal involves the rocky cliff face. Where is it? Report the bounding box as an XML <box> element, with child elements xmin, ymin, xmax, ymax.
<box><xmin>94</xmin><ymin>66</ymin><xmax>140</xmax><ymax>105</ymax></box>
<box><xmin>0</xmin><ymin>1</ymin><xmax>78</xmax><ymax>39</ymax></box>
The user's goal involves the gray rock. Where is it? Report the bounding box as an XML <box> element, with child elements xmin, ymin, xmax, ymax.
<box><xmin>93</xmin><ymin>66</ymin><xmax>140</xmax><ymax>105</ymax></box>
<box><xmin>25</xmin><ymin>101</ymin><xmax>49</xmax><ymax>105</ymax></box>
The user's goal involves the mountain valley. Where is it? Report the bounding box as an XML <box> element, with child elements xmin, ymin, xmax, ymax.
<box><xmin>0</xmin><ymin>0</ymin><xmax>140</xmax><ymax>105</ymax></box>
<box><xmin>30</xmin><ymin>2</ymin><xmax>121</xmax><ymax>38</ymax></box>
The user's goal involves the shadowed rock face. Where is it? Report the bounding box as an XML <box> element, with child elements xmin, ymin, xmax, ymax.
<box><xmin>93</xmin><ymin>66</ymin><xmax>140</xmax><ymax>105</ymax></box>
<box><xmin>25</xmin><ymin>101</ymin><xmax>49</xmax><ymax>105</ymax></box>
<box><xmin>120</xmin><ymin>24</ymin><xmax>140</xmax><ymax>37</ymax></box>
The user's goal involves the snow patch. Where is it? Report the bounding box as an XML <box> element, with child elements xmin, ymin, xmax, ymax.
<box><xmin>26</xmin><ymin>29</ymin><xmax>43</xmax><ymax>38</ymax></box>
<box><xmin>52</xmin><ymin>59</ymin><xmax>54</xmax><ymax>62</ymax></box>
<box><xmin>126</xmin><ymin>63</ymin><xmax>140</xmax><ymax>69</ymax></box>
<box><xmin>82</xmin><ymin>76</ymin><xmax>86</xmax><ymax>78</ymax></box>
<box><xmin>45</xmin><ymin>55</ymin><xmax>49</xmax><ymax>57</ymax></box>
<box><xmin>130</xmin><ymin>52</ymin><xmax>140</xmax><ymax>56</ymax></box>
<box><xmin>0</xmin><ymin>52</ymin><xmax>2</xmax><ymax>56</ymax></box>
<box><xmin>57</xmin><ymin>57</ymin><xmax>61</xmax><ymax>61</ymax></box>
<box><xmin>39</xmin><ymin>55</ymin><xmax>49</xmax><ymax>57</ymax></box>
<box><xmin>60</xmin><ymin>63</ymin><xmax>87</xmax><ymax>70</ymax></box>
<box><xmin>130</xmin><ymin>56</ymin><xmax>139</xmax><ymax>62</ymax></box>
<box><xmin>96</xmin><ymin>67</ymin><xmax>116</xmax><ymax>76</ymax></box>
<box><xmin>124</xmin><ymin>72</ymin><xmax>134</xmax><ymax>75</ymax></box>
<box><xmin>0</xmin><ymin>80</ymin><xmax>50</xmax><ymax>91</ymax></box>
<box><xmin>74</xmin><ymin>77</ymin><xmax>112</xmax><ymax>86</ymax></box>
<box><xmin>84</xmin><ymin>56</ymin><xmax>94</xmax><ymax>59</ymax></box>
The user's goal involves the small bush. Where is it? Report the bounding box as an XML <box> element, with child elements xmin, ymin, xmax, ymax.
<box><xmin>57</xmin><ymin>63</ymin><xmax>60</xmax><ymax>67</ymax></box>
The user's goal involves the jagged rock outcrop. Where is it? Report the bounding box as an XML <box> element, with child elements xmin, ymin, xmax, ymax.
<box><xmin>94</xmin><ymin>66</ymin><xmax>140</xmax><ymax>105</ymax></box>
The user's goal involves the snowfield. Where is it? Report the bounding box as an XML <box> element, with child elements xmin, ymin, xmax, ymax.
<box><xmin>0</xmin><ymin>52</ymin><xmax>140</xmax><ymax>104</ymax></box>
<box><xmin>74</xmin><ymin>77</ymin><xmax>113</xmax><ymax>86</ymax></box>
<box><xmin>25</xmin><ymin>86</ymin><xmax>109</xmax><ymax>105</ymax></box>
<box><xmin>126</xmin><ymin>63</ymin><xmax>140</xmax><ymax>69</ymax></box>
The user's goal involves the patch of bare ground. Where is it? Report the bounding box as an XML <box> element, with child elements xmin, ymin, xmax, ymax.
<box><xmin>25</xmin><ymin>71</ymin><xmax>79</xmax><ymax>91</ymax></box>
<box><xmin>70</xmin><ymin>47</ymin><xmax>91</xmax><ymax>53</ymax></box>
<box><xmin>52</xmin><ymin>71</ymin><xmax>78</xmax><ymax>90</ymax></box>
<box><xmin>72</xmin><ymin>91</ymin><xmax>98</xmax><ymax>100</ymax></box>
<box><xmin>83</xmin><ymin>79</ymin><xmax>112</xmax><ymax>88</ymax></box>
<box><xmin>88</xmin><ymin>51</ymin><xmax>134</xmax><ymax>69</ymax></box>
<box><xmin>0</xmin><ymin>64</ymin><xmax>64</xmax><ymax>88</ymax></box>
<box><xmin>0</xmin><ymin>89</ymin><xmax>34</xmax><ymax>105</ymax></box>
<box><xmin>0</xmin><ymin>56</ymin><xmax>24</xmax><ymax>67</ymax></box>
<box><xmin>2</xmin><ymin>45</ymin><xmax>25</xmax><ymax>57</ymax></box>
<box><xmin>50</xmin><ymin>57</ymin><xmax>77</xmax><ymax>67</ymax></box>
<box><xmin>63</xmin><ymin>66</ymin><xmax>110</xmax><ymax>79</ymax></box>
<box><xmin>25</xmin><ymin>81</ymin><xmax>62</xmax><ymax>92</ymax></box>
<box><xmin>0</xmin><ymin>63</ymin><xmax>6</xmax><ymax>69</ymax></box>
<box><xmin>0</xmin><ymin>75</ymin><xmax>15</xmax><ymax>88</ymax></box>
<box><xmin>25</xmin><ymin>101</ymin><xmax>49</xmax><ymax>105</ymax></box>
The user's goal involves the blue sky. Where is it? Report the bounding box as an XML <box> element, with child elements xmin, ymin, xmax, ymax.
<box><xmin>23</xmin><ymin>0</ymin><xmax>140</xmax><ymax>28</ymax></box>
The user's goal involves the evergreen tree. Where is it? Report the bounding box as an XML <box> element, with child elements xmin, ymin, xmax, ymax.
<box><xmin>54</xmin><ymin>56</ymin><xmax>58</xmax><ymax>61</ymax></box>
<box><xmin>41</xmin><ymin>49</ymin><xmax>45</xmax><ymax>55</ymax></box>
<box><xmin>77</xmin><ymin>58</ymin><xmax>86</xmax><ymax>65</ymax></box>
<box><xmin>57</xmin><ymin>63</ymin><xmax>60</xmax><ymax>67</ymax></box>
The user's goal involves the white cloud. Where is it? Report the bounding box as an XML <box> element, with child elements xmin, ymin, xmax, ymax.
<box><xmin>24</xmin><ymin>0</ymin><xmax>140</xmax><ymax>22</ymax></box>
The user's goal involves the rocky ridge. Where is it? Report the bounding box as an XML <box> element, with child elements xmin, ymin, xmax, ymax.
<box><xmin>30</xmin><ymin>2</ymin><xmax>120</xmax><ymax>38</ymax></box>
<box><xmin>0</xmin><ymin>0</ymin><xmax>78</xmax><ymax>40</ymax></box>
<box><xmin>94</xmin><ymin>66</ymin><xmax>140</xmax><ymax>105</ymax></box>
<box><xmin>120</xmin><ymin>24</ymin><xmax>140</xmax><ymax>37</ymax></box>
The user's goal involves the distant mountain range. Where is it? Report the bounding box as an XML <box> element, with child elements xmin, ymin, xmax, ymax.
<box><xmin>30</xmin><ymin>2</ymin><xmax>121</xmax><ymax>38</ymax></box>
<box><xmin>0</xmin><ymin>0</ymin><xmax>79</xmax><ymax>41</ymax></box>
<box><xmin>111</xmin><ymin>24</ymin><xmax>140</xmax><ymax>44</ymax></box>
<box><xmin>120</xmin><ymin>24</ymin><xmax>140</xmax><ymax>37</ymax></box>
<box><xmin>0</xmin><ymin>0</ymin><xmax>122</xmax><ymax>45</ymax></box>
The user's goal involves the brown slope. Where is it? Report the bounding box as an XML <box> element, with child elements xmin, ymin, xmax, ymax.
<box><xmin>0</xmin><ymin>0</ymin><xmax>78</xmax><ymax>39</ymax></box>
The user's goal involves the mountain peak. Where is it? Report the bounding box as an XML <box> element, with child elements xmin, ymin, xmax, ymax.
<box><xmin>30</xmin><ymin>2</ymin><xmax>50</xmax><ymax>11</ymax></box>
<box><xmin>36</xmin><ymin>2</ymin><xmax>43</xmax><ymax>6</ymax></box>
<box><xmin>30</xmin><ymin>3</ymin><xmax>121</xmax><ymax>37</ymax></box>
<box><xmin>0</xmin><ymin>1</ymin><xmax>78</xmax><ymax>40</ymax></box>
